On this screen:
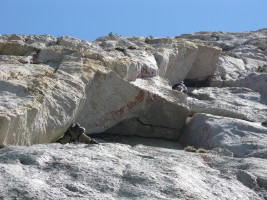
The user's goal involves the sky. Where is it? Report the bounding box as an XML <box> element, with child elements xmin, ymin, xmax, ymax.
<box><xmin>1</xmin><ymin>0</ymin><xmax>267</xmax><ymax>41</ymax></box>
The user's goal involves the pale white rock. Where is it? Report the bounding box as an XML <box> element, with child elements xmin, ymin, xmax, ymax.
<box><xmin>105</xmin><ymin>77</ymin><xmax>189</xmax><ymax>139</ymax></box>
<box><xmin>153</xmin><ymin>42</ymin><xmax>198</xmax><ymax>84</ymax></box>
<box><xmin>37</xmin><ymin>46</ymin><xmax>78</xmax><ymax>65</ymax></box>
<box><xmin>108</xmin><ymin>57</ymin><xmax>141</xmax><ymax>81</ymax></box>
<box><xmin>25</xmin><ymin>35</ymin><xmax>57</xmax><ymax>48</ymax></box>
<box><xmin>117</xmin><ymin>38</ymin><xmax>137</xmax><ymax>48</ymax></box>
<box><xmin>0</xmin><ymin>142</ymin><xmax>263</xmax><ymax>200</ymax></box>
<box><xmin>177</xmin><ymin>29</ymin><xmax>267</xmax><ymax>89</ymax></box>
<box><xmin>0</xmin><ymin>63</ymin><xmax>86</xmax><ymax>146</ymax></box>
<box><xmin>124</xmin><ymin>49</ymin><xmax>159</xmax><ymax>78</ymax></box>
<box><xmin>185</xmin><ymin>44</ymin><xmax>221</xmax><ymax>80</ymax></box>
<box><xmin>0</xmin><ymin>34</ymin><xmax>57</xmax><ymax>53</ymax></box>
<box><xmin>0</xmin><ymin>34</ymin><xmax>26</xmax><ymax>42</ymax></box>
<box><xmin>187</xmin><ymin>87</ymin><xmax>267</xmax><ymax>122</ymax></box>
<box><xmin>216</xmin><ymin>55</ymin><xmax>246</xmax><ymax>81</ymax></box>
<box><xmin>0</xmin><ymin>42</ymin><xmax>114</xmax><ymax>146</ymax></box>
<box><xmin>99</xmin><ymin>40</ymin><xmax>118</xmax><ymax>49</ymax></box>
<box><xmin>94</xmin><ymin>36</ymin><xmax>222</xmax><ymax>84</ymax></box>
<box><xmin>132</xmin><ymin>38</ymin><xmax>199</xmax><ymax>84</ymax></box>
<box><xmin>126</xmin><ymin>36</ymin><xmax>147</xmax><ymax>46</ymax></box>
<box><xmin>76</xmin><ymin>73</ymin><xmax>189</xmax><ymax>139</ymax></box>
<box><xmin>0</xmin><ymin>55</ymin><xmax>32</xmax><ymax>64</ymax></box>
<box><xmin>177</xmin><ymin>29</ymin><xmax>267</xmax><ymax>52</ymax></box>
<box><xmin>57</xmin><ymin>36</ymin><xmax>82</xmax><ymax>48</ymax></box>
<box><xmin>220</xmin><ymin>73</ymin><xmax>267</xmax><ymax>95</ymax></box>
<box><xmin>180</xmin><ymin>113</ymin><xmax>267</xmax><ymax>158</ymax></box>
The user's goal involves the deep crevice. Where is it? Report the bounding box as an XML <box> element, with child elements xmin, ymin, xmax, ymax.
<box><xmin>136</xmin><ymin>118</ymin><xmax>176</xmax><ymax>130</ymax></box>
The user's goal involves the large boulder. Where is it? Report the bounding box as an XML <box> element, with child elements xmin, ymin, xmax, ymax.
<box><xmin>185</xmin><ymin>43</ymin><xmax>221</xmax><ymax>80</ymax></box>
<box><xmin>104</xmin><ymin>77</ymin><xmax>189</xmax><ymax>139</ymax></box>
<box><xmin>180</xmin><ymin>113</ymin><xmax>267</xmax><ymax>158</ymax></box>
<box><xmin>153</xmin><ymin>40</ymin><xmax>198</xmax><ymax>85</ymax></box>
<box><xmin>187</xmin><ymin>87</ymin><xmax>267</xmax><ymax>122</ymax></box>
<box><xmin>177</xmin><ymin>29</ymin><xmax>267</xmax><ymax>91</ymax></box>
<box><xmin>0</xmin><ymin>62</ymin><xmax>88</xmax><ymax>146</ymax></box>
<box><xmin>0</xmin><ymin>35</ymin><xmax>192</xmax><ymax>145</ymax></box>
<box><xmin>77</xmin><ymin>75</ymin><xmax>189</xmax><ymax>139</ymax></box>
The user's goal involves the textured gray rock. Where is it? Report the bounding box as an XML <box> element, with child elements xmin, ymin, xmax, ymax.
<box><xmin>152</xmin><ymin>40</ymin><xmax>198</xmax><ymax>84</ymax></box>
<box><xmin>180</xmin><ymin>113</ymin><xmax>267</xmax><ymax>158</ymax></box>
<box><xmin>78</xmin><ymin>75</ymin><xmax>189</xmax><ymax>139</ymax></box>
<box><xmin>0</xmin><ymin>142</ymin><xmax>264</xmax><ymax>200</ymax></box>
<box><xmin>187</xmin><ymin>87</ymin><xmax>267</xmax><ymax>122</ymax></box>
<box><xmin>0</xmin><ymin>34</ymin><xmax>193</xmax><ymax>145</ymax></box>
<box><xmin>185</xmin><ymin>43</ymin><xmax>221</xmax><ymax>80</ymax></box>
<box><xmin>177</xmin><ymin>29</ymin><xmax>267</xmax><ymax>92</ymax></box>
<box><xmin>0</xmin><ymin>30</ymin><xmax>267</xmax><ymax>200</ymax></box>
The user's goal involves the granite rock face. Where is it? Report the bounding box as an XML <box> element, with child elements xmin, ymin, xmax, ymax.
<box><xmin>0</xmin><ymin>142</ymin><xmax>265</xmax><ymax>200</ymax></box>
<box><xmin>1</xmin><ymin>33</ymin><xmax>219</xmax><ymax>146</ymax></box>
<box><xmin>1</xmin><ymin>29</ymin><xmax>267</xmax><ymax>199</ymax></box>
<box><xmin>180</xmin><ymin>113</ymin><xmax>267</xmax><ymax>158</ymax></box>
<box><xmin>177</xmin><ymin>29</ymin><xmax>267</xmax><ymax>93</ymax></box>
<box><xmin>187</xmin><ymin>87</ymin><xmax>267</xmax><ymax>122</ymax></box>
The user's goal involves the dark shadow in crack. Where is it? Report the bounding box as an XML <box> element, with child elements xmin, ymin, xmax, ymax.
<box><xmin>91</xmin><ymin>133</ymin><xmax>183</xmax><ymax>150</ymax></box>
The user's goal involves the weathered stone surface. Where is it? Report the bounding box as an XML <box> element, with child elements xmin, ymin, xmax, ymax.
<box><xmin>187</xmin><ymin>87</ymin><xmax>267</xmax><ymax>122</ymax></box>
<box><xmin>57</xmin><ymin>36</ymin><xmax>81</xmax><ymax>48</ymax></box>
<box><xmin>124</xmin><ymin>49</ymin><xmax>159</xmax><ymax>78</ymax></box>
<box><xmin>0</xmin><ymin>30</ymin><xmax>267</xmax><ymax>200</ymax></box>
<box><xmin>0</xmin><ymin>63</ymin><xmax>87</xmax><ymax>146</ymax></box>
<box><xmin>94</xmin><ymin>36</ymin><xmax>220</xmax><ymax>84</ymax></box>
<box><xmin>105</xmin><ymin>77</ymin><xmax>189</xmax><ymax>139</ymax></box>
<box><xmin>0</xmin><ymin>37</ymin><xmax>108</xmax><ymax>146</ymax></box>
<box><xmin>180</xmin><ymin>113</ymin><xmax>267</xmax><ymax>158</ymax></box>
<box><xmin>177</xmin><ymin>29</ymin><xmax>267</xmax><ymax>91</ymax></box>
<box><xmin>0</xmin><ymin>34</ymin><xmax>194</xmax><ymax>145</ymax></box>
<box><xmin>108</xmin><ymin>57</ymin><xmax>140</xmax><ymax>81</ymax></box>
<box><xmin>0</xmin><ymin>142</ymin><xmax>263</xmax><ymax>200</ymax></box>
<box><xmin>185</xmin><ymin>44</ymin><xmax>221</xmax><ymax>80</ymax></box>
<box><xmin>77</xmin><ymin>75</ymin><xmax>189</xmax><ymax>139</ymax></box>
<box><xmin>153</xmin><ymin>41</ymin><xmax>198</xmax><ymax>84</ymax></box>
<box><xmin>222</xmin><ymin>73</ymin><xmax>267</xmax><ymax>95</ymax></box>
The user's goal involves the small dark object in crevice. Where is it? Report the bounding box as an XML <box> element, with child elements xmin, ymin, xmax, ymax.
<box><xmin>57</xmin><ymin>123</ymin><xmax>99</xmax><ymax>145</ymax></box>
<box><xmin>184</xmin><ymin>77</ymin><xmax>211</xmax><ymax>87</ymax></box>
<box><xmin>172</xmin><ymin>81</ymin><xmax>187</xmax><ymax>94</ymax></box>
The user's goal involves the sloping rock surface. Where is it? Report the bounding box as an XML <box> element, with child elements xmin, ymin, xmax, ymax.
<box><xmin>187</xmin><ymin>87</ymin><xmax>267</xmax><ymax>122</ymax></box>
<box><xmin>1</xmin><ymin>29</ymin><xmax>267</xmax><ymax>199</ymax></box>
<box><xmin>180</xmin><ymin>113</ymin><xmax>267</xmax><ymax>158</ymax></box>
<box><xmin>0</xmin><ymin>142</ymin><xmax>265</xmax><ymax>200</ymax></box>
<box><xmin>1</xmin><ymin>34</ymin><xmax>200</xmax><ymax>146</ymax></box>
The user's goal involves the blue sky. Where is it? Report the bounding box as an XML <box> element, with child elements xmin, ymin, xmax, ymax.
<box><xmin>1</xmin><ymin>0</ymin><xmax>267</xmax><ymax>41</ymax></box>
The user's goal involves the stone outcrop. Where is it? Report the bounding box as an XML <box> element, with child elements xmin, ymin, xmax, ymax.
<box><xmin>185</xmin><ymin>43</ymin><xmax>221</xmax><ymax>80</ymax></box>
<box><xmin>187</xmin><ymin>87</ymin><xmax>267</xmax><ymax>122</ymax></box>
<box><xmin>103</xmin><ymin>77</ymin><xmax>189</xmax><ymax>139</ymax></box>
<box><xmin>180</xmin><ymin>113</ymin><xmax>267</xmax><ymax>158</ymax></box>
<box><xmin>1</xmin><ymin>33</ymin><xmax>216</xmax><ymax>146</ymax></box>
<box><xmin>177</xmin><ymin>29</ymin><xmax>267</xmax><ymax>92</ymax></box>
<box><xmin>1</xmin><ymin>29</ymin><xmax>267</xmax><ymax>199</ymax></box>
<box><xmin>0</xmin><ymin>142</ymin><xmax>265</xmax><ymax>200</ymax></box>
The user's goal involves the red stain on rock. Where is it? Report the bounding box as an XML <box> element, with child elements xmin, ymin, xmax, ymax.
<box><xmin>139</xmin><ymin>67</ymin><xmax>153</xmax><ymax>78</ymax></box>
<box><xmin>145</xmin><ymin>93</ymin><xmax>155</xmax><ymax>106</ymax></box>
<box><xmin>93</xmin><ymin>90</ymin><xmax>146</xmax><ymax>128</ymax></box>
<box><xmin>109</xmin><ymin>106</ymin><xmax>125</xmax><ymax>120</ymax></box>
<box><xmin>127</xmin><ymin>90</ymin><xmax>145</xmax><ymax>110</ymax></box>
<box><xmin>93</xmin><ymin>106</ymin><xmax>126</xmax><ymax>128</ymax></box>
